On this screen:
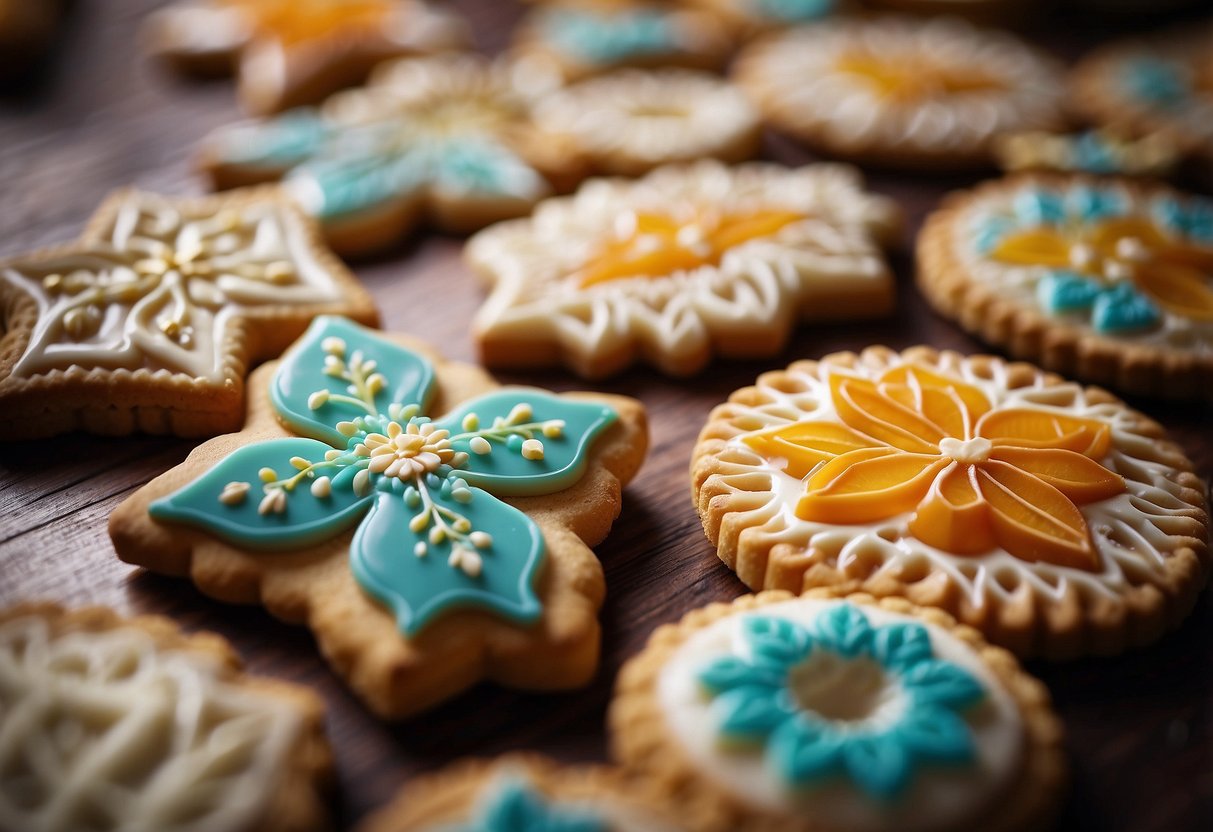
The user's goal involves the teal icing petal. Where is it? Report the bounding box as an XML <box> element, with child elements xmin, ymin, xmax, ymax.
<box><xmin>1152</xmin><ymin>195</ymin><xmax>1213</xmax><ymax>243</ymax></box>
<box><xmin>350</xmin><ymin>486</ymin><xmax>545</xmax><ymax>636</ymax></box>
<box><xmin>841</xmin><ymin>734</ymin><xmax>913</xmax><ymax>799</ymax></box>
<box><xmin>756</xmin><ymin>0</ymin><xmax>834</xmax><ymax>22</ymax></box>
<box><xmin>213</xmin><ymin>108</ymin><xmax>330</xmax><ymax>169</ymax></box>
<box><xmin>1091</xmin><ymin>284</ymin><xmax>1161</xmax><ymax>333</ymax></box>
<box><xmin>271</xmin><ymin>316</ymin><xmax>436</xmax><ymax>446</ymax></box>
<box><xmin>899</xmin><ymin>660</ymin><xmax>985</xmax><ymax>710</ymax></box>
<box><xmin>1067</xmin><ymin>184</ymin><xmax>1125</xmax><ymax>220</ymax></box>
<box><xmin>461</xmin><ymin>778</ymin><xmax>607</xmax><ymax>832</ymax></box>
<box><xmin>288</xmin><ymin>146</ymin><xmax>426</xmax><ymax>220</ymax></box>
<box><xmin>1037</xmin><ymin>270</ymin><xmax>1103</xmax><ymax>314</ymax></box>
<box><xmin>870</xmin><ymin>622</ymin><xmax>932</xmax><ymax>671</ymax></box>
<box><xmin>430</xmin><ymin>138</ymin><xmax>548</xmax><ymax>200</ymax></box>
<box><xmin>149</xmin><ymin>438</ymin><xmax>373</xmax><ymax>551</ymax></box>
<box><xmin>741</xmin><ymin>615</ymin><xmax>815</xmax><ymax>671</ymax></box>
<box><xmin>714</xmin><ymin>686</ymin><xmax>797</xmax><ymax>741</ymax></box>
<box><xmin>1122</xmin><ymin>57</ymin><xmax>1190</xmax><ymax>106</ymax></box>
<box><xmin>973</xmin><ymin>216</ymin><xmax>1014</xmax><ymax>254</ymax></box>
<box><xmin>893</xmin><ymin>706</ymin><xmax>977</xmax><ymax>763</ymax></box>
<box><xmin>434</xmin><ymin>390</ymin><xmax>617</xmax><ymax>497</ymax></box>
<box><xmin>541</xmin><ymin>9</ymin><xmax>675</xmax><ymax>63</ymax></box>
<box><xmin>1069</xmin><ymin>132</ymin><xmax>1120</xmax><ymax>175</ymax></box>
<box><xmin>699</xmin><ymin>655</ymin><xmax>786</xmax><ymax>694</ymax></box>
<box><xmin>769</xmin><ymin>716</ymin><xmax>845</xmax><ymax>785</ymax></box>
<box><xmin>1013</xmin><ymin>189</ymin><xmax>1066</xmax><ymax>227</ymax></box>
<box><xmin>813</xmin><ymin>603</ymin><xmax>874</xmax><ymax>658</ymax></box>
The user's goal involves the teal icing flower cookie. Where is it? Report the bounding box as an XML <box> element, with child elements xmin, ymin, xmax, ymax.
<box><xmin>611</xmin><ymin>592</ymin><xmax>1065</xmax><ymax>832</ymax></box>
<box><xmin>110</xmin><ymin>317</ymin><xmax>648</xmax><ymax>719</ymax></box>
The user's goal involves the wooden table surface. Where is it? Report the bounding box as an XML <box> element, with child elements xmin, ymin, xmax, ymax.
<box><xmin>1</xmin><ymin>2</ymin><xmax>1211</xmax><ymax>830</ymax></box>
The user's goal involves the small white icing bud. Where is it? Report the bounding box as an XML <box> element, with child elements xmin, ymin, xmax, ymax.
<box><xmin>258</xmin><ymin>467</ymin><xmax>277</xmax><ymax>483</ymax></box>
<box><xmin>352</xmin><ymin>469</ymin><xmax>372</xmax><ymax>497</ymax></box>
<box><xmin>470</xmin><ymin>437</ymin><xmax>492</xmax><ymax>455</ymax></box>
<box><xmin>321</xmin><ymin>336</ymin><xmax>345</xmax><ymax>356</ymax></box>
<box><xmin>310</xmin><ymin>476</ymin><xmax>331</xmax><ymax>498</ymax></box>
<box><xmin>507</xmin><ymin>403</ymin><xmax>533</xmax><ymax>424</ymax></box>
<box><xmin>219</xmin><ymin>481</ymin><xmax>250</xmax><ymax>506</ymax></box>
<box><xmin>459</xmin><ymin>548</ymin><xmax>483</xmax><ymax>578</ymax></box>
<box><xmin>289</xmin><ymin>456</ymin><xmax>310</xmax><ymax>471</ymax></box>
<box><xmin>414</xmin><ymin>541</ymin><xmax>427</xmax><ymax>558</ymax></box>
<box><xmin>323</xmin><ymin>355</ymin><xmax>344</xmax><ymax>376</ymax></box>
<box><xmin>521</xmin><ymin>439</ymin><xmax>545</xmax><ymax>460</ymax></box>
<box><xmin>542</xmin><ymin>420</ymin><xmax>565</xmax><ymax>438</ymax></box>
<box><xmin>336</xmin><ymin>421</ymin><xmax>358</xmax><ymax>437</ymax></box>
<box><xmin>409</xmin><ymin>512</ymin><xmax>429</xmax><ymax>533</ymax></box>
<box><xmin>429</xmin><ymin>526</ymin><xmax>446</xmax><ymax>544</ymax></box>
<box><xmin>469</xmin><ymin>531</ymin><xmax>493</xmax><ymax>549</ymax></box>
<box><xmin>258</xmin><ymin>489</ymin><xmax>286</xmax><ymax>516</ymax></box>
<box><xmin>307</xmin><ymin>390</ymin><xmax>330</xmax><ymax>410</ymax></box>
<box><xmin>462</xmin><ymin>413</ymin><xmax>479</xmax><ymax>431</ymax></box>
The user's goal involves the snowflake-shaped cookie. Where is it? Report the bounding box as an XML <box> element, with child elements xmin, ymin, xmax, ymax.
<box><xmin>467</xmin><ymin>160</ymin><xmax>899</xmax><ymax>378</ymax></box>
<box><xmin>0</xmin><ymin>187</ymin><xmax>377</xmax><ymax>439</ymax></box>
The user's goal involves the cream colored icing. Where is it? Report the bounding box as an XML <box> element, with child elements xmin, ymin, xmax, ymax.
<box><xmin>469</xmin><ymin>160</ymin><xmax>897</xmax><ymax>371</ymax></box>
<box><xmin>533</xmin><ymin>69</ymin><xmax>759</xmax><ymax>170</ymax></box>
<box><xmin>716</xmin><ymin>352</ymin><xmax>1202</xmax><ymax>607</ymax></box>
<box><xmin>4</xmin><ymin>191</ymin><xmax>346</xmax><ymax>379</ymax></box>
<box><xmin>738</xmin><ymin>16</ymin><xmax>1064</xmax><ymax>157</ymax></box>
<box><xmin>656</xmin><ymin>596</ymin><xmax>1024</xmax><ymax>832</ymax></box>
<box><xmin>0</xmin><ymin>616</ymin><xmax>300</xmax><ymax>832</ymax></box>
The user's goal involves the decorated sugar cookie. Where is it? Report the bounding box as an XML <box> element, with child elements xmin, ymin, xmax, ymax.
<box><xmin>510</xmin><ymin>0</ymin><xmax>733</xmax><ymax>84</ymax></box>
<box><xmin>918</xmin><ymin>174</ymin><xmax>1213</xmax><ymax>398</ymax></box>
<box><xmin>732</xmin><ymin>16</ymin><xmax>1066</xmax><ymax>169</ymax></box>
<box><xmin>142</xmin><ymin>0</ymin><xmax>468</xmax><ymax>115</ymax></box>
<box><xmin>995</xmin><ymin>130</ymin><xmax>1180</xmax><ymax>180</ymax></box>
<box><xmin>0</xmin><ymin>188</ymin><xmax>378</xmax><ymax>440</ymax></box>
<box><xmin>358</xmin><ymin>755</ymin><xmax>680</xmax><ymax>832</ymax></box>
<box><xmin>467</xmin><ymin>161</ymin><xmax>900</xmax><ymax>378</ymax></box>
<box><xmin>1069</xmin><ymin>24</ymin><xmax>1213</xmax><ymax>169</ymax></box>
<box><xmin>0</xmin><ymin>603</ymin><xmax>331</xmax><ymax>832</ymax></box>
<box><xmin>611</xmin><ymin>592</ymin><xmax>1065</xmax><ymax>832</ymax></box>
<box><xmin>691</xmin><ymin>346</ymin><xmax>1210</xmax><ymax>658</ymax></box>
<box><xmin>109</xmin><ymin>316</ymin><xmax>647</xmax><ymax>718</ymax></box>
<box><xmin>533</xmin><ymin>69</ymin><xmax>762</xmax><ymax>177</ymax></box>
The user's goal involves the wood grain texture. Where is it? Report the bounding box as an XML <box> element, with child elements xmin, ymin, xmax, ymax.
<box><xmin>1</xmin><ymin>2</ymin><xmax>1210</xmax><ymax>830</ymax></box>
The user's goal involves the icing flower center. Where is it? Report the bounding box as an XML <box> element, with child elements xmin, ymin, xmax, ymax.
<box><xmin>360</xmin><ymin>421</ymin><xmax>454</xmax><ymax>479</ymax></box>
<box><xmin>787</xmin><ymin>653</ymin><xmax>898</xmax><ymax>724</ymax></box>
<box><xmin>834</xmin><ymin>52</ymin><xmax>1004</xmax><ymax>101</ymax></box>
<box><xmin>575</xmin><ymin>209</ymin><xmax>805</xmax><ymax>287</ymax></box>
<box><xmin>938</xmin><ymin>436</ymin><xmax>992</xmax><ymax>465</ymax></box>
<box><xmin>226</xmin><ymin>0</ymin><xmax>394</xmax><ymax>45</ymax></box>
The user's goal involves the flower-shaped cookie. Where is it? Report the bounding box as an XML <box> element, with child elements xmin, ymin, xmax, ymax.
<box><xmin>198</xmin><ymin>53</ymin><xmax>592</xmax><ymax>255</ymax></box>
<box><xmin>1070</xmin><ymin>24</ymin><xmax>1213</xmax><ymax>168</ymax></box>
<box><xmin>692</xmin><ymin>347</ymin><xmax>1209</xmax><ymax>658</ymax></box>
<box><xmin>733</xmin><ymin>16</ymin><xmax>1066</xmax><ymax>169</ymax></box>
<box><xmin>611</xmin><ymin>592</ymin><xmax>1066</xmax><ymax>832</ymax></box>
<box><xmin>0</xmin><ymin>188</ymin><xmax>378</xmax><ymax>439</ymax></box>
<box><xmin>533</xmin><ymin>69</ymin><xmax>762</xmax><ymax>176</ymax></box>
<box><xmin>918</xmin><ymin>174</ymin><xmax>1213</xmax><ymax>398</ymax></box>
<box><xmin>510</xmin><ymin>0</ymin><xmax>733</xmax><ymax>83</ymax></box>
<box><xmin>467</xmin><ymin>161</ymin><xmax>899</xmax><ymax>378</ymax></box>
<box><xmin>142</xmin><ymin>0</ymin><xmax>468</xmax><ymax>115</ymax></box>
<box><xmin>0</xmin><ymin>603</ymin><xmax>331</xmax><ymax>832</ymax></box>
<box><xmin>110</xmin><ymin>317</ymin><xmax>647</xmax><ymax>718</ymax></box>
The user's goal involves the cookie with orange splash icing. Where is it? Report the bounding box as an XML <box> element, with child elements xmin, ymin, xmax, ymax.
<box><xmin>918</xmin><ymin>173</ymin><xmax>1213</xmax><ymax>400</ymax></box>
<box><xmin>692</xmin><ymin>346</ymin><xmax>1209</xmax><ymax>659</ymax></box>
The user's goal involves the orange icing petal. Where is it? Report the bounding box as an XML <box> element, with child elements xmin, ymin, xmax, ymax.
<box><xmin>908</xmin><ymin>463</ymin><xmax>997</xmax><ymax>556</ymax></box>
<box><xmin>831</xmin><ymin>375</ymin><xmax>944</xmax><ymax>454</ymax></box>
<box><xmin>708</xmin><ymin>210</ymin><xmax>805</xmax><ymax>255</ymax></box>
<box><xmin>976</xmin><ymin>460</ymin><xmax>1101</xmax><ymax>571</ymax></box>
<box><xmin>576</xmin><ymin>245</ymin><xmax>707</xmax><ymax>287</ymax></box>
<box><xmin>989</xmin><ymin>446</ymin><xmax>1125</xmax><ymax>504</ymax></box>
<box><xmin>990</xmin><ymin>228</ymin><xmax>1072</xmax><ymax>268</ymax></box>
<box><xmin>1133</xmin><ymin>261</ymin><xmax>1213</xmax><ymax>321</ymax></box>
<box><xmin>978</xmin><ymin>409</ymin><xmax>1112</xmax><ymax>459</ymax></box>
<box><xmin>880</xmin><ymin>365</ymin><xmax>992</xmax><ymax>423</ymax></box>
<box><xmin>1085</xmin><ymin>217</ymin><xmax>1170</xmax><ymax>257</ymax></box>
<box><xmin>796</xmin><ymin>449</ymin><xmax>946</xmax><ymax>524</ymax></box>
<box><xmin>743</xmin><ymin>421</ymin><xmax>880</xmax><ymax>479</ymax></box>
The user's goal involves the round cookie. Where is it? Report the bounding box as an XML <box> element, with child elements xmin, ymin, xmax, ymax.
<box><xmin>917</xmin><ymin>173</ymin><xmax>1213</xmax><ymax>399</ymax></box>
<box><xmin>0</xmin><ymin>603</ymin><xmax>332</xmax><ymax>832</ymax></box>
<box><xmin>358</xmin><ymin>755</ymin><xmax>681</xmax><ymax>831</ymax></box>
<box><xmin>610</xmin><ymin>591</ymin><xmax>1065</xmax><ymax>832</ymax></box>
<box><xmin>691</xmin><ymin>346</ymin><xmax>1210</xmax><ymax>658</ymax></box>
<box><xmin>994</xmin><ymin>129</ymin><xmax>1181</xmax><ymax>180</ymax></box>
<box><xmin>732</xmin><ymin>16</ymin><xmax>1066</xmax><ymax>170</ymax></box>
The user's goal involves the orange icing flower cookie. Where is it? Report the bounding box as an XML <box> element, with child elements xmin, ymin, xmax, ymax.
<box><xmin>692</xmin><ymin>346</ymin><xmax>1209</xmax><ymax>659</ymax></box>
<box><xmin>918</xmin><ymin>174</ymin><xmax>1213</xmax><ymax>399</ymax></box>
<box><xmin>732</xmin><ymin>16</ymin><xmax>1066</xmax><ymax>169</ymax></box>
<box><xmin>142</xmin><ymin>0</ymin><xmax>468</xmax><ymax>115</ymax></box>
<box><xmin>467</xmin><ymin>161</ymin><xmax>900</xmax><ymax>378</ymax></box>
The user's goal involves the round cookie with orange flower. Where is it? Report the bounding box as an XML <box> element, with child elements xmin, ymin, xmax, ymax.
<box><xmin>918</xmin><ymin>173</ymin><xmax>1213</xmax><ymax>399</ymax></box>
<box><xmin>691</xmin><ymin>345</ymin><xmax>1209</xmax><ymax>659</ymax></box>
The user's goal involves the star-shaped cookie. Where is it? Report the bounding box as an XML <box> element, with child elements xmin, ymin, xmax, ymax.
<box><xmin>0</xmin><ymin>187</ymin><xmax>379</xmax><ymax>439</ymax></box>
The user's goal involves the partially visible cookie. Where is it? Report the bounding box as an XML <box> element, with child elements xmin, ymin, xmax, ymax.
<box><xmin>533</xmin><ymin>69</ymin><xmax>762</xmax><ymax>176</ymax></box>
<box><xmin>995</xmin><ymin>129</ymin><xmax>1181</xmax><ymax>180</ymax></box>
<box><xmin>510</xmin><ymin>0</ymin><xmax>733</xmax><ymax>84</ymax></box>
<box><xmin>0</xmin><ymin>187</ymin><xmax>379</xmax><ymax>439</ymax></box>
<box><xmin>109</xmin><ymin>316</ymin><xmax>648</xmax><ymax>719</ymax></box>
<box><xmin>611</xmin><ymin>591</ymin><xmax>1066</xmax><ymax>832</ymax></box>
<box><xmin>733</xmin><ymin>16</ymin><xmax>1067</xmax><ymax>170</ymax></box>
<box><xmin>142</xmin><ymin>0</ymin><xmax>469</xmax><ymax>115</ymax></box>
<box><xmin>358</xmin><ymin>755</ymin><xmax>681</xmax><ymax>831</ymax></box>
<box><xmin>691</xmin><ymin>0</ymin><xmax>840</xmax><ymax>39</ymax></box>
<box><xmin>0</xmin><ymin>603</ymin><xmax>331</xmax><ymax>832</ymax></box>
<box><xmin>1069</xmin><ymin>23</ymin><xmax>1213</xmax><ymax>169</ymax></box>
<box><xmin>468</xmin><ymin>160</ymin><xmax>900</xmax><ymax>378</ymax></box>
<box><xmin>691</xmin><ymin>346</ymin><xmax>1210</xmax><ymax>659</ymax></box>
<box><xmin>917</xmin><ymin>173</ymin><xmax>1213</xmax><ymax>399</ymax></box>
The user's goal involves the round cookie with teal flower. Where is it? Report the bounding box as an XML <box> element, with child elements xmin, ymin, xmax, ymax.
<box><xmin>358</xmin><ymin>754</ymin><xmax>682</xmax><ymax>832</ymax></box>
<box><xmin>109</xmin><ymin>316</ymin><xmax>647</xmax><ymax>719</ymax></box>
<box><xmin>611</xmin><ymin>591</ymin><xmax>1066</xmax><ymax>832</ymax></box>
<box><xmin>918</xmin><ymin>173</ymin><xmax>1213</xmax><ymax>399</ymax></box>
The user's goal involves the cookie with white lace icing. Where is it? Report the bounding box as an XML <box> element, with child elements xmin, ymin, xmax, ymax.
<box><xmin>467</xmin><ymin>161</ymin><xmax>899</xmax><ymax>378</ymax></box>
<box><xmin>0</xmin><ymin>187</ymin><xmax>378</xmax><ymax>439</ymax></box>
<box><xmin>610</xmin><ymin>591</ymin><xmax>1065</xmax><ymax>832</ymax></box>
<box><xmin>358</xmin><ymin>755</ymin><xmax>681</xmax><ymax>832</ymax></box>
<box><xmin>917</xmin><ymin>173</ymin><xmax>1213</xmax><ymax>399</ymax></box>
<box><xmin>0</xmin><ymin>603</ymin><xmax>331</xmax><ymax>832</ymax></box>
<box><xmin>691</xmin><ymin>346</ymin><xmax>1209</xmax><ymax>658</ymax></box>
<box><xmin>532</xmin><ymin>69</ymin><xmax>761</xmax><ymax>178</ymax></box>
<box><xmin>142</xmin><ymin>0</ymin><xmax>468</xmax><ymax>116</ymax></box>
<box><xmin>732</xmin><ymin>16</ymin><xmax>1066</xmax><ymax>170</ymax></box>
